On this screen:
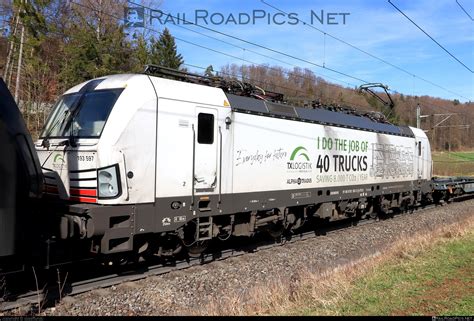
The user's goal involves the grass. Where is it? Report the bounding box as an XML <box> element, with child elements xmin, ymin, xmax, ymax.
<box><xmin>432</xmin><ymin>151</ymin><xmax>474</xmax><ymax>177</ymax></box>
<box><xmin>183</xmin><ymin>217</ymin><xmax>474</xmax><ymax>316</ymax></box>
<box><xmin>305</xmin><ymin>226</ymin><xmax>474</xmax><ymax>316</ymax></box>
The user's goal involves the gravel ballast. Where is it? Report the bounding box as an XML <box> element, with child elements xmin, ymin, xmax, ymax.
<box><xmin>44</xmin><ymin>200</ymin><xmax>474</xmax><ymax>316</ymax></box>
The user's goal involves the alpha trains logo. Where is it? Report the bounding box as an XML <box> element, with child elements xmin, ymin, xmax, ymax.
<box><xmin>287</xmin><ymin>146</ymin><xmax>312</xmax><ymax>185</ymax></box>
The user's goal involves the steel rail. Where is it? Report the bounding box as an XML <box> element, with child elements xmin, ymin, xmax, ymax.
<box><xmin>1</xmin><ymin>195</ymin><xmax>473</xmax><ymax>312</ymax></box>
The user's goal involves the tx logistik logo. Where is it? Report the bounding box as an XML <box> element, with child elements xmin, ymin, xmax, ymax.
<box><xmin>287</xmin><ymin>146</ymin><xmax>312</xmax><ymax>171</ymax></box>
<box><xmin>53</xmin><ymin>153</ymin><xmax>64</xmax><ymax>163</ymax></box>
<box><xmin>52</xmin><ymin>153</ymin><xmax>65</xmax><ymax>170</ymax></box>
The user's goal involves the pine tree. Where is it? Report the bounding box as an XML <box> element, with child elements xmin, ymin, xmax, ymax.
<box><xmin>59</xmin><ymin>2</ymin><xmax>132</xmax><ymax>89</ymax></box>
<box><xmin>131</xmin><ymin>33</ymin><xmax>151</xmax><ymax>72</ymax></box>
<box><xmin>150</xmin><ymin>28</ymin><xmax>183</xmax><ymax>69</ymax></box>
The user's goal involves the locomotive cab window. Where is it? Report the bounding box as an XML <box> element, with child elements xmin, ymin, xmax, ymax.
<box><xmin>198</xmin><ymin>113</ymin><xmax>214</xmax><ymax>144</ymax></box>
<box><xmin>418</xmin><ymin>141</ymin><xmax>422</xmax><ymax>156</ymax></box>
<box><xmin>41</xmin><ymin>88</ymin><xmax>123</xmax><ymax>139</ymax></box>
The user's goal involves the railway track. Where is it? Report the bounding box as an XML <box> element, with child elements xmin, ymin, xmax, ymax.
<box><xmin>1</xmin><ymin>196</ymin><xmax>472</xmax><ymax>313</ymax></box>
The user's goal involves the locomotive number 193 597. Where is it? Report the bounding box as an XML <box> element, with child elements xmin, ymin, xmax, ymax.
<box><xmin>77</xmin><ymin>155</ymin><xmax>94</xmax><ymax>162</ymax></box>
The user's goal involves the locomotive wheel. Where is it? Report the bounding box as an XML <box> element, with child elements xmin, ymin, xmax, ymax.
<box><xmin>143</xmin><ymin>234</ymin><xmax>184</xmax><ymax>259</ymax></box>
<box><xmin>265</xmin><ymin>222</ymin><xmax>285</xmax><ymax>239</ymax></box>
<box><xmin>103</xmin><ymin>254</ymin><xmax>138</xmax><ymax>267</ymax></box>
<box><xmin>367</xmin><ymin>206</ymin><xmax>377</xmax><ymax>219</ymax></box>
<box><xmin>400</xmin><ymin>199</ymin><xmax>413</xmax><ymax>213</ymax></box>
<box><xmin>378</xmin><ymin>200</ymin><xmax>391</xmax><ymax>219</ymax></box>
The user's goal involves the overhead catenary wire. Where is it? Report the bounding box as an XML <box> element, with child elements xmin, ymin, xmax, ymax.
<box><xmin>0</xmin><ymin>29</ymin><xmax>375</xmax><ymax>111</ymax></box>
<box><xmin>3</xmin><ymin>19</ymin><xmax>376</xmax><ymax>111</ymax></box>
<box><xmin>0</xmin><ymin>16</ymin><xmax>356</xmax><ymax>90</ymax></box>
<box><xmin>4</xmin><ymin>2</ymin><xmax>470</xmax><ymax>101</ymax></box>
<box><xmin>455</xmin><ymin>0</ymin><xmax>474</xmax><ymax>21</ymax></box>
<box><xmin>262</xmin><ymin>0</ymin><xmax>472</xmax><ymax>101</ymax></box>
<box><xmin>3</xmin><ymin>25</ymin><xmax>379</xmax><ymax>116</ymax></box>
<box><xmin>4</xmin><ymin>2</ymin><xmax>471</xmax><ymax>103</ymax></box>
<box><xmin>3</xmin><ymin>13</ymin><xmax>470</xmax><ymax>135</ymax></box>
<box><xmin>2</xmin><ymin>8</ymin><xmax>470</xmax><ymax>134</ymax></box>
<box><xmin>127</xmin><ymin>1</ymin><xmax>370</xmax><ymax>84</ymax></box>
<box><xmin>131</xmin><ymin>0</ymin><xmax>471</xmax><ymax>101</ymax></box>
<box><xmin>261</xmin><ymin>0</ymin><xmax>417</xmax><ymax>78</ymax></box>
<box><xmin>130</xmin><ymin>1</ymin><xmax>447</xmax><ymax>109</ymax></box>
<box><xmin>60</xmin><ymin>2</ymin><xmax>362</xmax><ymax>106</ymax></box>
<box><xmin>133</xmin><ymin>7</ymin><xmax>358</xmax><ymax>89</ymax></box>
<box><xmin>67</xmin><ymin>2</ymin><xmax>288</xmax><ymax>75</ymax></box>
<box><xmin>0</xmin><ymin>15</ymin><xmax>414</xmax><ymax>112</ymax></box>
<box><xmin>74</xmin><ymin>0</ymin><xmax>373</xmax><ymax>99</ymax></box>
<box><xmin>2</xmin><ymin>18</ymin><xmax>353</xmax><ymax>105</ymax></box>
<box><xmin>388</xmin><ymin>0</ymin><xmax>474</xmax><ymax>74</ymax></box>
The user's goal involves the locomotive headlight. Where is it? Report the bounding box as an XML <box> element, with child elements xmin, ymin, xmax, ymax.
<box><xmin>99</xmin><ymin>170</ymin><xmax>113</xmax><ymax>183</ymax></box>
<box><xmin>97</xmin><ymin>165</ymin><xmax>121</xmax><ymax>199</ymax></box>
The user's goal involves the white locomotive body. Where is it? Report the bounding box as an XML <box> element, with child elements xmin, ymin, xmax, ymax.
<box><xmin>35</xmin><ymin>70</ymin><xmax>432</xmax><ymax>256</ymax></box>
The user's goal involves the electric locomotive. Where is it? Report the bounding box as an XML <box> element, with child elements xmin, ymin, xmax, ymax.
<box><xmin>32</xmin><ymin>66</ymin><xmax>433</xmax><ymax>260</ymax></box>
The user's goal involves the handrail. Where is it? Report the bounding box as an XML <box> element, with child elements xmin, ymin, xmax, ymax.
<box><xmin>190</xmin><ymin>124</ymin><xmax>195</xmax><ymax>211</ymax></box>
<box><xmin>218</xmin><ymin>126</ymin><xmax>222</xmax><ymax>208</ymax></box>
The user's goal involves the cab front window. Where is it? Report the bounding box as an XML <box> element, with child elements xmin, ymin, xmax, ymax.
<box><xmin>41</xmin><ymin>88</ymin><xmax>123</xmax><ymax>139</ymax></box>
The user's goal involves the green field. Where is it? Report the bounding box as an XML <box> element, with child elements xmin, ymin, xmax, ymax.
<box><xmin>296</xmin><ymin>227</ymin><xmax>474</xmax><ymax>316</ymax></box>
<box><xmin>432</xmin><ymin>151</ymin><xmax>474</xmax><ymax>177</ymax></box>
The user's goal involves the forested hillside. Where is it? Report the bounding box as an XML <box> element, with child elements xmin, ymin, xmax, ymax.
<box><xmin>220</xmin><ymin>64</ymin><xmax>474</xmax><ymax>151</ymax></box>
<box><xmin>1</xmin><ymin>1</ymin><xmax>472</xmax><ymax>150</ymax></box>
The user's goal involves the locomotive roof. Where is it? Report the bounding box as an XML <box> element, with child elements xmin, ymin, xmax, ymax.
<box><xmin>140</xmin><ymin>66</ymin><xmax>414</xmax><ymax>138</ymax></box>
<box><xmin>226</xmin><ymin>94</ymin><xmax>415</xmax><ymax>138</ymax></box>
<box><xmin>62</xmin><ymin>72</ymin><xmax>414</xmax><ymax>138</ymax></box>
<box><xmin>63</xmin><ymin>74</ymin><xmax>139</xmax><ymax>95</ymax></box>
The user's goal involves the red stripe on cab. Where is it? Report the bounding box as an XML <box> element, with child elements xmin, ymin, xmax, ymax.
<box><xmin>69</xmin><ymin>196</ymin><xmax>97</xmax><ymax>203</ymax></box>
<box><xmin>70</xmin><ymin>188</ymin><xmax>97</xmax><ymax>197</ymax></box>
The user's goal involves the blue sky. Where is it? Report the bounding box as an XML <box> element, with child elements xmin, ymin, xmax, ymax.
<box><xmin>133</xmin><ymin>0</ymin><xmax>473</xmax><ymax>102</ymax></box>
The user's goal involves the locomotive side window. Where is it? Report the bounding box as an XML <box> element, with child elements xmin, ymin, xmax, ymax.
<box><xmin>198</xmin><ymin>113</ymin><xmax>214</xmax><ymax>144</ymax></box>
<box><xmin>418</xmin><ymin>141</ymin><xmax>422</xmax><ymax>156</ymax></box>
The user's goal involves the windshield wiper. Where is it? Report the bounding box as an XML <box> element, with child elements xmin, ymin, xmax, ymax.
<box><xmin>41</xmin><ymin>109</ymin><xmax>70</xmax><ymax>149</ymax></box>
<box><xmin>61</xmin><ymin>80</ymin><xmax>105</xmax><ymax>147</ymax></box>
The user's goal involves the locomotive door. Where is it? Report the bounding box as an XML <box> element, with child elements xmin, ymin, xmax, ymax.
<box><xmin>417</xmin><ymin>139</ymin><xmax>424</xmax><ymax>179</ymax></box>
<box><xmin>194</xmin><ymin>107</ymin><xmax>218</xmax><ymax>193</ymax></box>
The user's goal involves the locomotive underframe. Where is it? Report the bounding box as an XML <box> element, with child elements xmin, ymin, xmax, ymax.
<box><xmin>51</xmin><ymin>179</ymin><xmax>433</xmax><ymax>260</ymax></box>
